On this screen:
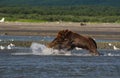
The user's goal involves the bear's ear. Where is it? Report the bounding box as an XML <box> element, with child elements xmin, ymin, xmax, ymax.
<box><xmin>57</xmin><ymin>30</ymin><xmax>63</xmax><ymax>38</ymax></box>
<box><xmin>57</xmin><ymin>30</ymin><xmax>65</xmax><ymax>39</ymax></box>
<box><xmin>63</xmin><ymin>29</ymin><xmax>68</xmax><ymax>36</ymax></box>
<box><xmin>56</xmin><ymin>29</ymin><xmax>73</xmax><ymax>39</ymax></box>
<box><xmin>65</xmin><ymin>30</ymin><xmax>72</xmax><ymax>38</ymax></box>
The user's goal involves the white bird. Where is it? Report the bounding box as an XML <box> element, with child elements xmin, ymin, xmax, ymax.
<box><xmin>9</xmin><ymin>43</ymin><xmax>15</xmax><ymax>47</ymax></box>
<box><xmin>0</xmin><ymin>45</ymin><xmax>5</xmax><ymax>50</ymax></box>
<box><xmin>0</xmin><ymin>39</ymin><xmax>2</xmax><ymax>42</ymax></box>
<box><xmin>0</xmin><ymin>17</ymin><xmax>5</xmax><ymax>23</ymax></box>
<box><xmin>75</xmin><ymin>47</ymin><xmax>82</xmax><ymax>50</ymax></box>
<box><xmin>7</xmin><ymin>45</ymin><xmax>12</xmax><ymax>49</ymax></box>
<box><xmin>7</xmin><ymin>43</ymin><xmax>15</xmax><ymax>50</ymax></box>
<box><xmin>108</xmin><ymin>43</ymin><xmax>120</xmax><ymax>50</ymax></box>
<box><xmin>113</xmin><ymin>46</ymin><xmax>120</xmax><ymax>50</ymax></box>
<box><xmin>108</xmin><ymin>43</ymin><xmax>112</xmax><ymax>46</ymax></box>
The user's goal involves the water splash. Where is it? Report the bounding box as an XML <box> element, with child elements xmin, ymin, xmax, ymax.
<box><xmin>30</xmin><ymin>42</ymin><xmax>72</xmax><ymax>56</ymax></box>
<box><xmin>11</xmin><ymin>42</ymin><xmax>120</xmax><ymax>56</ymax></box>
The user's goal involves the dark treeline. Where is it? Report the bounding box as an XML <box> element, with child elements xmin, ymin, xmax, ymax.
<box><xmin>0</xmin><ymin>6</ymin><xmax>120</xmax><ymax>22</ymax></box>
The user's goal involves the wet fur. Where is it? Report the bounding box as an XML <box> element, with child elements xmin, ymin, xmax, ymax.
<box><xmin>48</xmin><ymin>29</ymin><xmax>100</xmax><ymax>56</ymax></box>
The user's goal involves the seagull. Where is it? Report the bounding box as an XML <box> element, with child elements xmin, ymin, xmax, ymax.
<box><xmin>7</xmin><ymin>43</ymin><xmax>15</xmax><ymax>49</ymax></box>
<box><xmin>7</xmin><ymin>45</ymin><xmax>12</xmax><ymax>49</ymax></box>
<box><xmin>108</xmin><ymin>43</ymin><xmax>119</xmax><ymax>50</ymax></box>
<box><xmin>0</xmin><ymin>17</ymin><xmax>5</xmax><ymax>23</ymax></box>
<box><xmin>113</xmin><ymin>46</ymin><xmax>120</xmax><ymax>50</ymax></box>
<box><xmin>9</xmin><ymin>43</ymin><xmax>15</xmax><ymax>47</ymax></box>
<box><xmin>108</xmin><ymin>43</ymin><xmax>112</xmax><ymax>46</ymax></box>
<box><xmin>75</xmin><ymin>47</ymin><xmax>82</xmax><ymax>50</ymax></box>
<box><xmin>0</xmin><ymin>45</ymin><xmax>5</xmax><ymax>50</ymax></box>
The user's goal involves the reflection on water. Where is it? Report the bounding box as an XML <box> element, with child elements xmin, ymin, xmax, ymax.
<box><xmin>0</xmin><ymin>35</ymin><xmax>120</xmax><ymax>78</ymax></box>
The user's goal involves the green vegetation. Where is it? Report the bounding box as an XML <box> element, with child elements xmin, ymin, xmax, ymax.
<box><xmin>0</xmin><ymin>6</ymin><xmax>120</xmax><ymax>23</ymax></box>
<box><xmin>0</xmin><ymin>0</ymin><xmax>120</xmax><ymax>23</ymax></box>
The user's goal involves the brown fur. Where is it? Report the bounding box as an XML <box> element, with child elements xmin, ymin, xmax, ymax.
<box><xmin>48</xmin><ymin>29</ymin><xmax>100</xmax><ymax>56</ymax></box>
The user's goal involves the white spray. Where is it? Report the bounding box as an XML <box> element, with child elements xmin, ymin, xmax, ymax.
<box><xmin>30</xmin><ymin>42</ymin><xmax>72</xmax><ymax>56</ymax></box>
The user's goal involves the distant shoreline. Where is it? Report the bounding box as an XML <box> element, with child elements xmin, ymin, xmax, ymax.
<box><xmin>0</xmin><ymin>22</ymin><xmax>120</xmax><ymax>40</ymax></box>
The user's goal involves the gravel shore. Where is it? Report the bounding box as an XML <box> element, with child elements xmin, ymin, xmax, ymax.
<box><xmin>0</xmin><ymin>22</ymin><xmax>120</xmax><ymax>40</ymax></box>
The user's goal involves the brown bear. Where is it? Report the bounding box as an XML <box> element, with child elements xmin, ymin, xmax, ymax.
<box><xmin>48</xmin><ymin>29</ymin><xmax>100</xmax><ymax>56</ymax></box>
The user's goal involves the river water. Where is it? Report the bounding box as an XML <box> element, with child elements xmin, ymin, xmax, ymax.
<box><xmin>0</xmin><ymin>35</ymin><xmax>120</xmax><ymax>78</ymax></box>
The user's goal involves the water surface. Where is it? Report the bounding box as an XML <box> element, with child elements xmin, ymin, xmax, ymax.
<box><xmin>0</xmin><ymin>35</ymin><xmax>120</xmax><ymax>78</ymax></box>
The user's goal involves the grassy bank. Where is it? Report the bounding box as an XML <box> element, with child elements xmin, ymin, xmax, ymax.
<box><xmin>1</xmin><ymin>6</ymin><xmax>120</xmax><ymax>23</ymax></box>
<box><xmin>5</xmin><ymin>16</ymin><xmax>120</xmax><ymax>23</ymax></box>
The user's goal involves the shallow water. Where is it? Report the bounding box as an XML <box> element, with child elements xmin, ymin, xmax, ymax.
<box><xmin>0</xmin><ymin>36</ymin><xmax>120</xmax><ymax>78</ymax></box>
<box><xmin>0</xmin><ymin>52</ymin><xmax>120</xmax><ymax>78</ymax></box>
<box><xmin>0</xmin><ymin>35</ymin><xmax>54</xmax><ymax>41</ymax></box>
